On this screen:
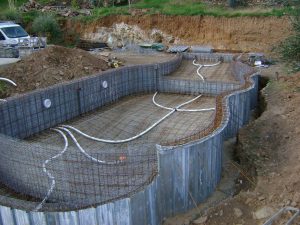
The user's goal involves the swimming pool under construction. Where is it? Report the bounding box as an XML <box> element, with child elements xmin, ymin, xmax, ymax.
<box><xmin>0</xmin><ymin>52</ymin><xmax>259</xmax><ymax>225</ymax></box>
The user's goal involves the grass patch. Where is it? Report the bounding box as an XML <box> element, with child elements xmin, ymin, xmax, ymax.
<box><xmin>0</xmin><ymin>81</ymin><xmax>7</xmax><ymax>98</ymax></box>
<box><xmin>78</xmin><ymin>0</ymin><xmax>296</xmax><ymax>20</ymax></box>
<box><xmin>0</xmin><ymin>0</ymin><xmax>296</xmax><ymax>27</ymax></box>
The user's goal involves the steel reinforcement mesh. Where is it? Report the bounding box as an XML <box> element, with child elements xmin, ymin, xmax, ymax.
<box><xmin>0</xmin><ymin>92</ymin><xmax>217</xmax><ymax>210</ymax></box>
<box><xmin>0</xmin><ymin>135</ymin><xmax>157</xmax><ymax>210</ymax></box>
<box><xmin>0</xmin><ymin>55</ymin><xmax>255</xmax><ymax>211</ymax></box>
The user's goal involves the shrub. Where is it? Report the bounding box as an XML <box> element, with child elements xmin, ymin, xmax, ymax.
<box><xmin>71</xmin><ymin>0</ymin><xmax>79</xmax><ymax>9</ymax></box>
<box><xmin>31</xmin><ymin>14</ymin><xmax>61</xmax><ymax>43</ymax></box>
<box><xmin>0</xmin><ymin>9</ymin><xmax>21</xmax><ymax>22</ymax></box>
<box><xmin>278</xmin><ymin>9</ymin><xmax>300</xmax><ymax>71</ymax></box>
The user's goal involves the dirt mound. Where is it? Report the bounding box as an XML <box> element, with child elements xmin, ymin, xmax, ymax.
<box><xmin>0</xmin><ymin>45</ymin><xmax>109</xmax><ymax>96</ymax></box>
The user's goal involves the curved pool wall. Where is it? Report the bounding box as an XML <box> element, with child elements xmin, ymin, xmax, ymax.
<box><xmin>0</xmin><ymin>53</ymin><xmax>259</xmax><ymax>225</ymax></box>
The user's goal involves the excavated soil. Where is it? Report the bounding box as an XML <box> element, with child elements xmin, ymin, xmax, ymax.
<box><xmin>67</xmin><ymin>15</ymin><xmax>292</xmax><ymax>53</ymax></box>
<box><xmin>198</xmin><ymin>69</ymin><xmax>300</xmax><ymax>225</ymax></box>
<box><xmin>0</xmin><ymin>45</ymin><xmax>109</xmax><ymax>96</ymax></box>
<box><xmin>165</xmin><ymin>65</ymin><xmax>300</xmax><ymax>225</ymax></box>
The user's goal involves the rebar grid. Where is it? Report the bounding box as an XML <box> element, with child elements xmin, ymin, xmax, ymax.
<box><xmin>0</xmin><ymin>92</ymin><xmax>216</xmax><ymax>209</ymax></box>
<box><xmin>0</xmin><ymin>55</ymin><xmax>255</xmax><ymax>211</ymax></box>
<box><xmin>166</xmin><ymin>59</ymin><xmax>238</xmax><ymax>83</ymax></box>
<box><xmin>161</xmin><ymin>62</ymin><xmax>256</xmax><ymax>146</ymax></box>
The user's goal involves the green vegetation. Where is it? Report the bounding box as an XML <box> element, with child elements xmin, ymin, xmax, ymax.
<box><xmin>0</xmin><ymin>0</ymin><xmax>297</xmax><ymax>25</ymax></box>
<box><xmin>84</xmin><ymin>0</ymin><xmax>295</xmax><ymax>19</ymax></box>
<box><xmin>279</xmin><ymin>8</ymin><xmax>300</xmax><ymax>72</ymax></box>
<box><xmin>31</xmin><ymin>14</ymin><xmax>62</xmax><ymax>43</ymax></box>
<box><xmin>71</xmin><ymin>0</ymin><xmax>79</xmax><ymax>9</ymax></box>
<box><xmin>0</xmin><ymin>82</ymin><xmax>7</xmax><ymax>99</ymax></box>
<box><xmin>0</xmin><ymin>0</ymin><xmax>27</xmax><ymax>13</ymax></box>
<box><xmin>0</xmin><ymin>8</ymin><xmax>22</xmax><ymax>21</ymax></box>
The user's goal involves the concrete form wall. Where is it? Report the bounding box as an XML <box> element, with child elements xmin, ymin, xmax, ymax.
<box><xmin>0</xmin><ymin>54</ymin><xmax>259</xmax><ymax>225</ymax></box>
<box><xmin>0</xmin><ymin>56</ymin><xmax>182</xmax><ymax>139</ymax></box>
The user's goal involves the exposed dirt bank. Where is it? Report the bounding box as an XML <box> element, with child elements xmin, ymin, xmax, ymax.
<box><xmin>0</xmin><ymin>46</ymin><xmax>109</xmax><ymax>96</ymax></box>
<box><xmin>67</xmin><ymin>15</ymin><xmax>292</xmax><ymax>53</ymax></box>
<box><xmin>165</xmin><ymin>65</ymin><xmax>300</xmax><ymax>224</ymax></box>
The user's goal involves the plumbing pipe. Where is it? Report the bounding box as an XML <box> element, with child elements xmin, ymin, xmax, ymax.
<box><xmin>61</xmin><ymin>94</ymin><xmax>202</xmax><ymax>144</ymax></box>
<box><xmin>152</xmin><ymin>92</ymin><xmax>174</xmax><ymax>111</ymax></box>
<box><xmin>153</xmin><ymin>92</ymin><xmax>215</xmax><ymax>112</ymax></box>
<box><xmin>58</xmin><ymin>127</ymin><xmax>123</xmax><ymax>165</ymax></box>
<box><xmin>203</xmin><ymin>61</ymin><xmax>221</xmax><ymax>67</ymax></box>
<box><xmin>0</xmin><ymin>77</ymin><xmax>17</xmax><ymax>86</ymax></box>
<box><xmin>192</xmin><ymin>59</ymin><xmax>221</xmax><ymax>82</ymax></box>
<box><xmin>192</xmin><ymin>59</ymin><xmax>202</xmax><ymax>67</ymax></box>
<box><xmin>196</xmin><ymin>65</ymin><xmax>205</xmax><ymax>82</ymax></box>
<box><xmin>34</xmin><ymin>128</ymin><xmax>69</xmax><ymax>212</ymax></box>
<box><xmin>61</xmin><ymin>109</ymin><xmax>176</xmax><ymax>144</ymax></box>
<box><xmin>176</xmin><ymin>108</ymin><xmax>215</xmax><ymax>112</ymax></box>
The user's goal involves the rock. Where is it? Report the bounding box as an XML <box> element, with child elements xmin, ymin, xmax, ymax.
<box><xmin>291</xmin><ymin>201</ymin><xmax>297</xmax><ymax>207</ymax></box>
<box><xmin>78</xmin><ymin>9</ymin><xmax>91</xmax><ymax>16</ymax></box>
<box><xmin>193</xmin><ymin>216</ymin><xmax>208</xmax><ymax>224</ymax></box>
<box><xmin>168</xmin><ymin>36</ymin><xmax>175</xmax><ymax>44</ymax></box>
<box><xmin>117</xmin><ymin>42</ymin><xmax>123</xmax><ymax>48</ymax></box>
<box><xmin>246</xmin><ymin>198</ymin><xmax>252</xmax><ymax>205</ymax></box>
<box><xmin>258</xmin><ymin>196</ymin><xmax>265</xmax><ymax>201</ymax></box>
<box><xmin>253</xmin><ymin>206</ymin><xmax>275</xmax><ymax>220</ymax></box>
<box><xmin>219</xmin><ymin>209</ymin><xmax>223</xmax><ymax>216</ymax></box>
<box><xmin>285</xmin><ymin>199</ymin><xmax>292</xmax><ymax>206</ymax></box>
<box><xmin>182</xmin><ymin>219</ymin><xmax>190</xmax><ymax>225</ymax></box>
<box><xmin>234</xmin><ymin>208</ymin><xmax>243</xmax><ymax>218</ymax></box>
<box><xmin>293</xmin><ymin>192</ymin><xmax>300</xmax><ymax>203</ymax></box>
<box><xmin>151</xmin><ymin>32</ymin><xmax>163</xmax><ymax>43</ymax></box>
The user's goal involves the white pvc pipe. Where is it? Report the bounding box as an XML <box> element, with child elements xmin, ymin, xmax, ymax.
<box><xmin>61</xmin><ymin>94</ymin><xmax>202</xmax><ymax>144</ymax></box>
<box><xmin>61</xmin><ymin>110</ymin><xmax>176</xmax><ymax>144</ymax></box>
<box><xmin>192</xmin><ymin>59</ymin><xmax>221</xmax><ymax>82</ymax></box>
<box><xmin>58</xmin><ymin>127</ymin><xmax>123</xmax><ymax>165</ymax></box>
<box><xmin>196</xmin><ymin>65</ymin><xmax>205</xmax><ymax>82</ymax></box>
<box><xmin>153</xmin><ymin>92</ymin><xmax>215</xmax><ymax>112</ymax></box>
<box><xmin>0</xmin><ymin>77</ymin><xmax>17</xmax><ymax>86</ymax></box>
<box><xmin>192</xmin><ymin>59</ymin><xmax>221</xmax><ymax>68</ymax></box>
<box><xmin>174</xmin><ymin>94</ymin><xmax>202</xmax><ymax>109</ymax></box>
<box><xmin>34</xmin><ymin>128</ymin><xmax>69</xmax><ymax>212</ymax></box>
<box><xmin>152</xmin><ymin>92</ymin><xmax>174</xmax><ymax>111</ymax></box>
<box><xmin>177</xmin><ymin>108</ymin><xmax>215</xmax><ymax>112</ymax></box>
<box><xmin>192</xmin><ymin>59</ymin><xmax>201</xmax><ymax>67</ymax></box>
<box><xmin>203</xmin><ymin>61</ymin><xmax>221</xmax><ymax>67</ymax></box>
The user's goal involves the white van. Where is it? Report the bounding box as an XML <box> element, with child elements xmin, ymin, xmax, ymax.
<box><xmin>0</xmin><ymin>21</ymin><xmax>30</xmax><ymax>46</ymax></box>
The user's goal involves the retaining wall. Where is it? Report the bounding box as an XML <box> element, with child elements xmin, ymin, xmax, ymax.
<box><xmin>0</xmin><ymin>53</ymin><xmax>259</xmax><ymax>225</ymax></box>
